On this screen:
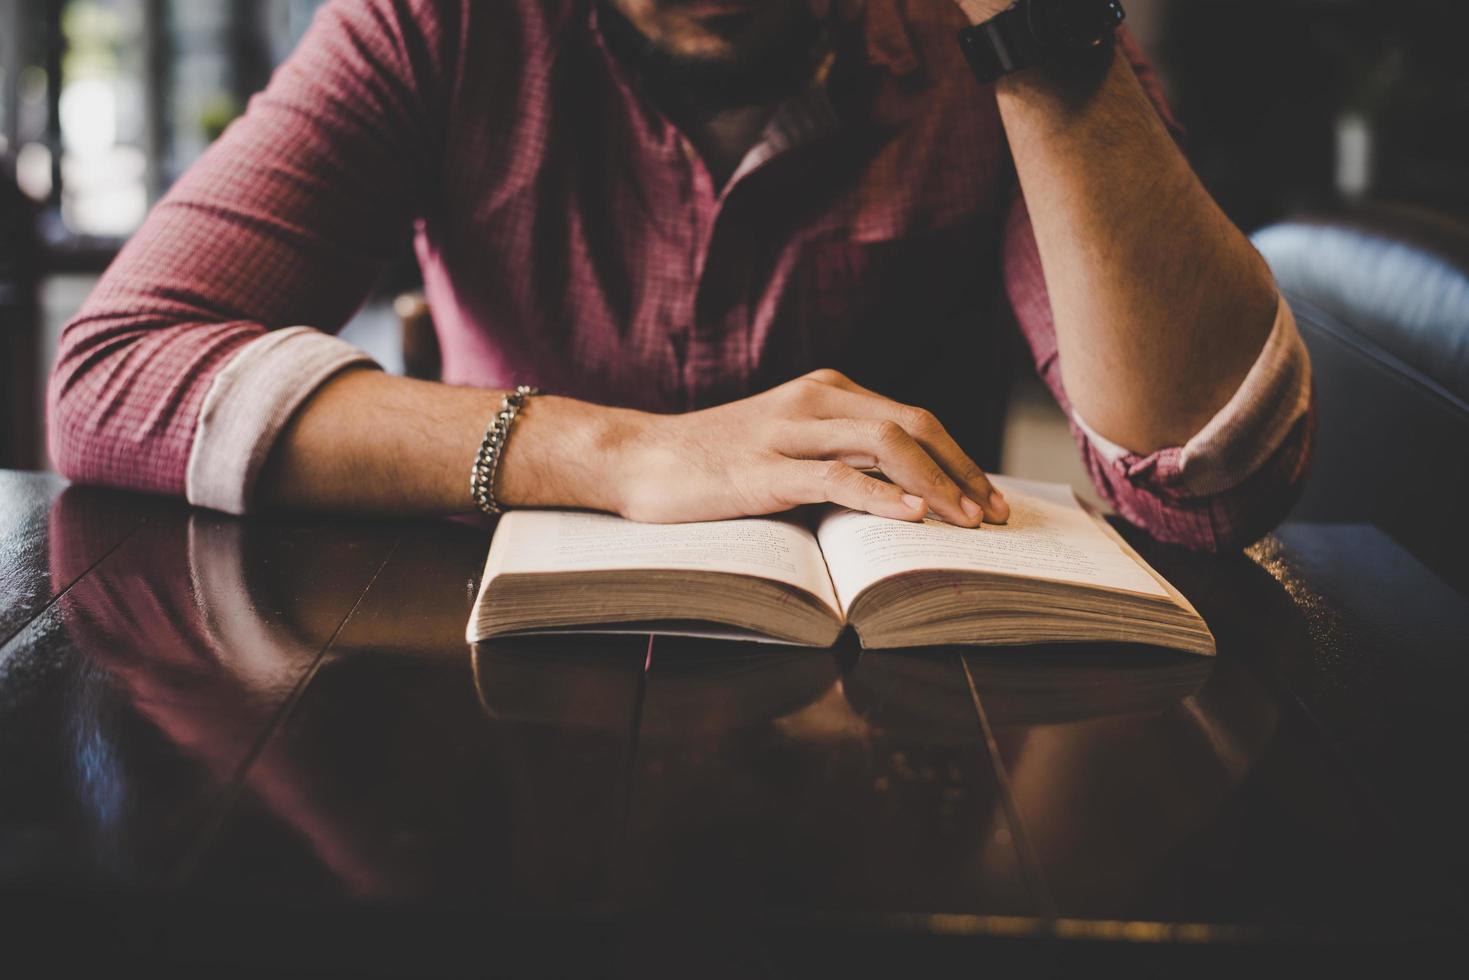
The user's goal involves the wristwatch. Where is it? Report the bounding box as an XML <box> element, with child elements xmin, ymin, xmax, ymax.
<box><xmin>958</xmin><ymin>0</ymin><xmax>1126</xmax><ymax>84</ymax></box>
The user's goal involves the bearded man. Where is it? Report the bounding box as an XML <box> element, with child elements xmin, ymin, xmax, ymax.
<box><xmin>48</xmin><ymin>1</ymin><xmax>1310</xmax><ymax>550</ymax></box>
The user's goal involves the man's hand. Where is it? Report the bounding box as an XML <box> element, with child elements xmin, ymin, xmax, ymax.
<box><xmin>609</xmin><ymin>369</ymin><xmax>1009</xmax><ymax>527</ymax></box>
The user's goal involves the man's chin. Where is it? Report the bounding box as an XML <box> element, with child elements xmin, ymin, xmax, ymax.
<box><xmin>605</xmin><ymin>0</ymin><xmax>823</xmax><ymax>109</ymax></box>
<box><xmin>659</xmin><ymin>7</ymin><xmax>769</xmax><ymax>60</ymax></box>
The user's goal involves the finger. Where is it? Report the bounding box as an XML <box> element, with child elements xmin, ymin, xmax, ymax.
<box><xmin>783</xmin><ymin>459</ymin><xmax>929</xmax><ymax>522</ymax></box>
<box><xmin>776</xmin><ymin>419</ymin><xmax>983</xmax><ymax>528</ymax></box>
<box><xmin>797</xmin><ymin>386</ymin><xmax>1009</xmax><ymax>523</ymax></box>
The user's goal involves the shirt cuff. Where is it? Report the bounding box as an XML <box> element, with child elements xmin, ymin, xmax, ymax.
<box><xmin>185</xmin><ymin>327</ymin><xmax>380</xmax><ymax>514</ymax></box>
<box><xmin>1073</xmin><ymin>295</ymin><xmax>1312</xmax><ymax>497</ymax></box>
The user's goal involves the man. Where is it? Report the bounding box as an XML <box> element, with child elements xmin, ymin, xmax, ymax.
<box><xmin>48</xmin><ymin>0</ymin><xmax>1311</xmax><ymax>550</ymax></box>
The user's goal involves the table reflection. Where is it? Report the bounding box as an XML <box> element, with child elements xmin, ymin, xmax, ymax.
<box><xmin>43</xmin><ymin>489</ymin><xmax>400</xmax><ymax>892</ymax></box>
<box><xmin>39</xmin><ymin>485</ymin><xmax>1286</xmax><ymax>917</ymax></box>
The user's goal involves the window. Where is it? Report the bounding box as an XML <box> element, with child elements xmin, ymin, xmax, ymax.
<box><xmin>3</xmin><ymin>0</ymin><xmax>328</xmax><ymax>249</ymax></box>
<box><xmin>58</xmin><ymin>0</ymin><xmax>150</xmax><ymax>236</ymax></box>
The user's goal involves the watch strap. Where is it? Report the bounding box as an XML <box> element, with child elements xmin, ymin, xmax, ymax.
<box><xmin>958</xmin><ymin>5</ymin><xmax>1043</xmax><ymax>84</ymax></box>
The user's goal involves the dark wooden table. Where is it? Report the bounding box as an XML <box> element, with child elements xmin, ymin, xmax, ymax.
<box><xmin>1</xmin><ymin>470</ymin><xmax>1465</xmax><ymax>974</ymax></box>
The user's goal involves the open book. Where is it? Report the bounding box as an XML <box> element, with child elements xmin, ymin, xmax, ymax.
<box><xmin>467</xmin><ymin>476</ymin><xmax>1214</xmax><ymax>656</ymax></box>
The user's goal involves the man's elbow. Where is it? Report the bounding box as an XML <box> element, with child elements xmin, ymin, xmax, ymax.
<box><xmin>46</xmin><ymin>355</ymin><xmax>97</xmax><ymax>486</ymax></box>
<box><xmin>1095</xmin><ymin>402</ymin><xmax>1315</xmax><ymax>555</ymax></box>
<box><xmin>1170</xmin><ymin>408</ymin><xmax>1315</xmax><ymax>555</ymax></box>
<box><xmin>46</xmin><ymin>316</ymin><xmax>141</xmax><ymax>490</ymax></box>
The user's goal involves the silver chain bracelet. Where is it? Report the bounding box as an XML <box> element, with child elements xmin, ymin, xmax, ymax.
<box><xmin>470</xmin><ymin>385</ymin><xmax>540</xmax><ymax>516</ymax></box>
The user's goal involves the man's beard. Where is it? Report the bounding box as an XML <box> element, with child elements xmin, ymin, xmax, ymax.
<box><xmin>601</xmin><ymin>2</ymin><xmax>826</xmax><ymax>112</ymax></box>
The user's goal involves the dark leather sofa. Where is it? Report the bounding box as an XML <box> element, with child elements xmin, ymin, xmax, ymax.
<box><xmin>1254</xmin><ymin>206</ymin><xmax>1469</xmax><ymax>596</ymax></box>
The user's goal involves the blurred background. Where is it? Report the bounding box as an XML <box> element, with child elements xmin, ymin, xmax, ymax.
<box><xmin>3</xmin><ymin>0</ymin><xmax>1468</xmax><ymax>498</ymax></box>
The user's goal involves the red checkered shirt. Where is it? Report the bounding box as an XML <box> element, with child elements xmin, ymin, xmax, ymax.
<box><xmin>48</xmin><ymin>0</ymin><xmax>1312</xmax><ymax>551</ymax></box>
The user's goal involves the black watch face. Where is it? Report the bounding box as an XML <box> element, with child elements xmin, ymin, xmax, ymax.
<box><xmin>1028</xmin><ymin>0</ymin><xmax>1126</xmax><ymax>51</ymax></box>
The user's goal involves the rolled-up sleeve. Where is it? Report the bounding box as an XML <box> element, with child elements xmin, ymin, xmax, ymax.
<box><xmin>184</xmin><ymin>328</ymin><xmax>377</xmax><ymax>514</ymax></box>
<box><xmin>47</xmin><ymin>0</ymin><xmax>454</xmax><ymax>511</ymax></box>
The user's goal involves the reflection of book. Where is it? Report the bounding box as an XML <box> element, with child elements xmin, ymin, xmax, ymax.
<box><xmin>906</xmin><ymin>648</ymin><xmax>1214</xmax><ymax>729</ymax></box>
<box><xmin>472</xmin><ymin>639</ymin><xmax>838</xmax><ymax>733</ymax></box>
<box><xmin>471</xmin><ymin>637</ymin><xmax>646</xmax><ymax>731</ymax></box>
<box><xmin>467</xmin><ymin>477</ymin><xmax>1214</xmax><ymax>656</ymax></box>
<box><xmin>832</xmin><ymin>648</ymin><xmax>1214</xmax><ymax>738</ymax></box>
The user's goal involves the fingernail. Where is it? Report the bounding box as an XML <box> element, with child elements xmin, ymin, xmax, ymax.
<box><xmin>902</xmin><ymin>494</ymin><xmax>926</xmax><ymax>512</ymax></box>
<box><xmin>961</xmin><ymin>497</ymin><xmax>983</xmax><ymax>520</ymax></box>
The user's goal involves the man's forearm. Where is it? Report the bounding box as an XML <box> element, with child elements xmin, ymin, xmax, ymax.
<box><xmin>965</xmin><ymin>4</ymin><xmax>1279</xmax><ymax>453</ymax></box>
<box><xmin>259</xmin><ymin>370</ymin><xmax>631</xmax><ymax>515</ymax></box>
<box><xmin>256</xmin><ymin>365</ymin><xmax>1013</xmax><ymax>527</ymax></box>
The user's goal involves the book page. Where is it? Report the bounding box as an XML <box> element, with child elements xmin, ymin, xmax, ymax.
<box><xmin>814</xmin><ymin>476</ymin><xmax>1168</xmax><ymax>612</ymax></box>
<box><xmin>484</xmin><ymin>510</ymin><xmax>841</xmax><ymax>615</ymax></box>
